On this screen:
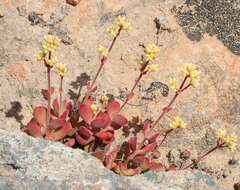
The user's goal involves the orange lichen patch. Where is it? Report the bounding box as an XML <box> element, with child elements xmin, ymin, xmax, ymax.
<box><xmin>6</xmin><ymin>63</ymin><xmax>27</xmax><ymax>80</ymax></box>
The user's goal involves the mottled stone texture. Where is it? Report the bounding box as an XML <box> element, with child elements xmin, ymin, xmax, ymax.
<box><xmin>0</xmin><ymin>129</ymin><xmax>223</xmax><ymax>190</ymax></box>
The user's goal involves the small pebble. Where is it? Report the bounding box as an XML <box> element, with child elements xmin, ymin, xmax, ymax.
<box><xmin>234</xmin><ymin>182</ymin><xmax>240</xmax><ymax>190</ymax></box>
<box><xmin>229</xmin><ymin>157</ymin><xmax>238</xmax><ymax>165</ymax></box>
<box><xmin>0</xmin><ymin>11</ymin><xmax>4</xmax><ymax>18</ymax></box>
<box><xmin>66</xmin><ymin>0</ymin><xmax>81</xmax><ymax>6</ymax></box>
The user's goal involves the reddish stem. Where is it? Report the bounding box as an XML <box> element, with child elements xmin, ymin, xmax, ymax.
<box><xmin>47</xmin><ymin>66</ymin><xmax>51</xmax><ymax>127</ymax></box>
<box><xmin>159</xmin><ymin>129</ymin><xmax>174</xmax><ymax>146</ymax></box>
<box><xmin>83</xmin><ymin>27</ymin><xmax>122</xmax><ymax>102</ymax></box>
<box><xmin>120</xmin><ymin>72</ymin><xmax>145</xmax><ymax>110</ymax></box>
<box><xmin>59</xmin><ymin>76</ymin><xmax>63</xmax><ymax>114</ymax></box>
<box><xmin>183</xmin><ymin>142</ymin><xmax>226</xmax><ymax>169</ymax></box>
<box><xmin>152</xmin><ymin>76</ymin><xmax>189</xmax><ymax>129</ymax></box>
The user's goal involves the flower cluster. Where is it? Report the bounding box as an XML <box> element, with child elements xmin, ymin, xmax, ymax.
<box><xmin>43</xmin><ymin>35</ymin><xmax>61</xmax><ymax>53</ymax></box>
<box><xmin>56</xmin><ymin>63</ymin><xmax>68</xmax><ymax>77</ymax></box>
<box><xmin>36</xmin><ymin>35</ymin><xmax>68</xmax><ymax>77</ymax></box>
<box><xmin>170</xmin><ymin>116</ymin><xmax>187</xmax><ymax>129</ymax></box>
<box><xmin>98</xmin><ymin>45</ymin><xmax>109</xmax><ymax>58</ymax></box>
<box><xmin>117</xmin><ymin>15</ymin><xmax>131</xmax><ymax>30</ymax></box>
<box><xmin>216</xmin><ymin>130</ymin><xmax>238</xmax><ymax>152</ymax></box>
<box><xmin>146</xmin><ymin>64</ymin><xmax>159</xmax><ymax>73</ymax></box>
<box><xmin>145</xmin><ymin>43</ymin><xmax>160</xmax><ymax>61</ymax></box>
<box><xmin>107</xmin><ymin>16</ymin><xmax>131</xmax><ymax>37</ymax></box>
<box><xmin>181</xmin><ymin>64</ymin><xmax>200</xmax><ymax>88</ymax></box>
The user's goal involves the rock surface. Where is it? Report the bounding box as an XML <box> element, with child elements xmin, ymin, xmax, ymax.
<box><xmin>0</xmin><ymin>128</ymin><xmax>222</xmax><ymax>190</ymax></box>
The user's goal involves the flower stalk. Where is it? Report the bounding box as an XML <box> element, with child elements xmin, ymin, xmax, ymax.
<box><xmin>183</xmin><ymin>142</ymin><xmax>226</xmax><ymax>169</ymax></box>
<box><xmin>152</xmin><ymin>76</ymin><xmax>189</xmax><ymax>129</ymax></box>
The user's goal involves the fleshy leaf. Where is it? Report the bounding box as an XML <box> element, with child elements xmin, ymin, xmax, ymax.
<box><xmin>45</xmin><ymin>121</ymin><xmax>72</xmax><ymax>141</ymax></box>
<box><xmin>76</xmin><ymin>134</ymin><xmax>94</xmax><ymax>145</ymax></box>
<box><xmin>111</xmin><ymin>114</ymin><xmax>128</xmax><ymax>129</ymax></box>
<box><xmin>33</xmin><ymin>106</ymin><xmax>47</xmax><ymax>128</ymax></box>
<box><xmin>49</xmin><ymin>118</ymin><xmax>65</xmax><ymax>130</ymax></box>
<box><xmin>107</xmin><ymin>101</ymin><xmax>120</xmax><ymax>119</ymax></box>
<box><xmin>91</xmin><ymin>112</ymin><xmax>111</xmax><ymax>129</ymax></box>
<box><xmin>104</xmin><ymin>145</ymin><xmax>120</xmax><ymax>169</ymax></box>
<box><xmin>128</xmin><ymin>137</ymin><xmax>137</xmax><ymax>152</ymax></box>
<box><xmin>143</xmin><ymin>121</ymin><xmax>151</xmax><ymax>137</ymax></box>
<box><xmin>26</xmin><ymin>119</ymin><xmax>42</xmax><ymax>137</ymax></box>
<box><xmin>52</xmin><ymin>98</ymin><xmax>60</xmax><ymax>116</ymax></box>
<box><xmin>79</xmin><ymin>104</ymin><xmax>94</xmax><ymax>124</ymax></box>
<box><xmin>137</xmin><ymin>142</ymin><xmax>157</xmax><ymax>156</ymax></box>
<box><xmin>65</xmin><ymin>138</ymin><xmax>75</xmax><ymax>147</ymax></box>
<box><xmin>79</xmin><ymin>126</ymin><xmax>92</xmax><ymax>139</ymax></box>
<box><xmin>95</xmin><ymin>130</ymin><xmax>114</xmax><ymax>142</ymax></box>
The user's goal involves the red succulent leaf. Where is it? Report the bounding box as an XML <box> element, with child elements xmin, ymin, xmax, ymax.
<box><xmin>148</xmin><ymin>132</ymin><xmax>160</xmax><ymax>143</ymax></box>
<box><xmin>95</xmin><ymin>130</ymin><xmax>114</xmax><ymax>142</ymax></box>
<box><xmin>133</xmin><ymin>155</ymin><xmax>148</xmax><ymax>164</ymax></box>
<box><xmin>49</xmin><ymin>118</ymin><xmax>65</xmax><ymax>130</ymax></box>
<box><xmin>91</xmin><ymin>112</ymin><xmax>111</xmax><ymax>129</ymax></box>
<box><xmin>143</xmin><ymin>121</ymin><xmax>151</xmax><ymax>137</ymax></box>
<box><xmin>82</xmin><ymin>96</ymin><xmax>94</xmax><ymax>106</ymax></box>
<box><xmin>65</xmin><ymin>138</ymin><xmax>75</xmax><ymax>147</ymax></box>
<box><xmin>68</xmin><ymin>128</ymin><xmax>77</xmax><ymax>136</ymax></box>
<box><xmin>45</xmin><ymin>121</ymin><xmax>72</xmax><ymax>141</ymax></box>
<box><xmin>152</xmin><ymin>149</ymin><xmax>161</xmax><ymax>158</ymax></box>
<box><xmin>76</xmin><ymin>134</ymin><xmax>94</xmax><ymax>145</ymax></box>
<box><xmin>104</xmin><ymin>145</ymin><xmax>120</xmax><ymax>169</ymax></box>
<box><xmin>78</xmin><ymin>126</ymin><xmax>92</xmax><ymax>139</ymax></box>
<box><xmin>33</xmin><ymin>106</ymin><xmax>47</xmax><ymax>128</ymax></box>
<box><xmin>111</xmin><ymin>114</ymin><xmax>128</xmax><ymax>130</ymax></box>
<box><xmin>128</xmin><ymin>137</ymin><xmax>137</xmax><ymax>152</ymax></box>
<box><xmin>167</xmin><ymin>164</ymin><xmax>177</xmax><ymax>171</ymax></box>
<box><xmin>66</xmin><ymin>101</ymin><xmax>72</xmax><ymax>112</ymax></box>
<box><xmin>107</xmin><ymin>101</ymin><xmax>120</xmax><ymax>119</ymax></box>
<box><xmin>41</xmin><ymin>87</ymin><xmax>54</xmax><ymax>100</ymax></box>
<box><xmin>137</xmin><ymin>142</ymin><xmax>157</xmax><ymax>156</ymax></box>
<box><xmin>126</xmin><ymin>92</ymin><xmax>134</xmax><ymax>101</ymax></box>
<box><xmin>148</xmin><ymin>161</ymin><xmax>164</xmax><ymax>171</ymax></box>
<box><xmin>60</xmin><ymin>110</ymin><xmax>69</xmax><ymax>120</ymax></box>
<box><xmin>93</xmin><ymin>149</ymin><xmax>106</xmax><ymax>161</ymax></box>
<box><xmin>26</xmin><ymin>119</ymin><xmax>42</xmax><ymax>137</ymax></box>
<box><xmin>79</xmin><ymin>103</ymin><xmax>94</xmax><ymax>124</ymax></box>
<box><xmin>52</xmin><ymin>98</ymin><xmax>60</xmax><ymax>116</ymax></box>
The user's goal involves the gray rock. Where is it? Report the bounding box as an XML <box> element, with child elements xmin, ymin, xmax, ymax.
<box><xmin>0</xmin><ymin>129</ymin><xmax>223</xmax><ymax>190</ymax></box>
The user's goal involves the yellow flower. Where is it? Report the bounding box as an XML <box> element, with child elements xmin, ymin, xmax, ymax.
<box><xmin>146</xmin><ymin>64</ymin><xmax>159</xmax><ymax>73</ymax></box>
<box><xmin>170</xmin><ymin>78</ymin><xmax>179</xmax><ymax>92</ymax></box>
<box><xmin>181</xmin><ymin>64</ymin><xmax>200</xmax><ymax>88</ymax></box>
<box><xmin>225</xmin><ymin>134</ymin><xmax>238</xmax><ymax>152</ymax></box>
<box><xmin>48</xmin><ymin>57</ymin><xmax>58</xmax><ymax>67</ymax></box>
<box><xmin>117</xmin><ymin>16</ymin><xmax>131</xmax><ymax>30</ymax></box>
<box><xmin>107</xmin><ymin>26</ymin><xmax>119</xmax><ymax>37</ymax></box>
<box><xmin>216</xmin><ymin>129</ymin><xmax>226</xmax><ymax>141</ymax></box>
<box><xmin>145</xmin><ymin>43</ymin><xmax>160</xmax><ymax>61</ymax></box>
<box><xmin>56</xmin><ymin>63</ymin><xmax>68</xmax><ymax>77</ymax></box>
<box><xmin>98</xmin><ymin>45</ymin><xmax>109</xmax><ymax>58</ymax></box>
<box><xmin>216</xmin><ymin>130</ymin><xmax>238</xmax><ymax>153</ymax></box>
<box><xmin>91</xmin><ymin>104</ymin><xmax>99</xmax><ymax>114</ymax></box>
<box><xmin>36</xmin><ymin>50</ymin><xmax>47</xmax><ymax>61</ymax></box>
<box><xmin>43</xmin><ymin>35</ymin><xmax>60</xmax><ymax>53</ymax></box>
<box><xmin>170</xmin><ymin>116</ymin><xmax>187</xmax><ymax>129</ymax></box>
<box><xmin>101</xmin><ymin>95</ymin><xmax>109</xmax><ymax>103</ymax></box>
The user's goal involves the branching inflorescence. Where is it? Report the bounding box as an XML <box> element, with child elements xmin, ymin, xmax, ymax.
<box><xmin>23</xmin><ymin>16</ymin><xmax>238</xmax><ymax>176</ymax></box>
